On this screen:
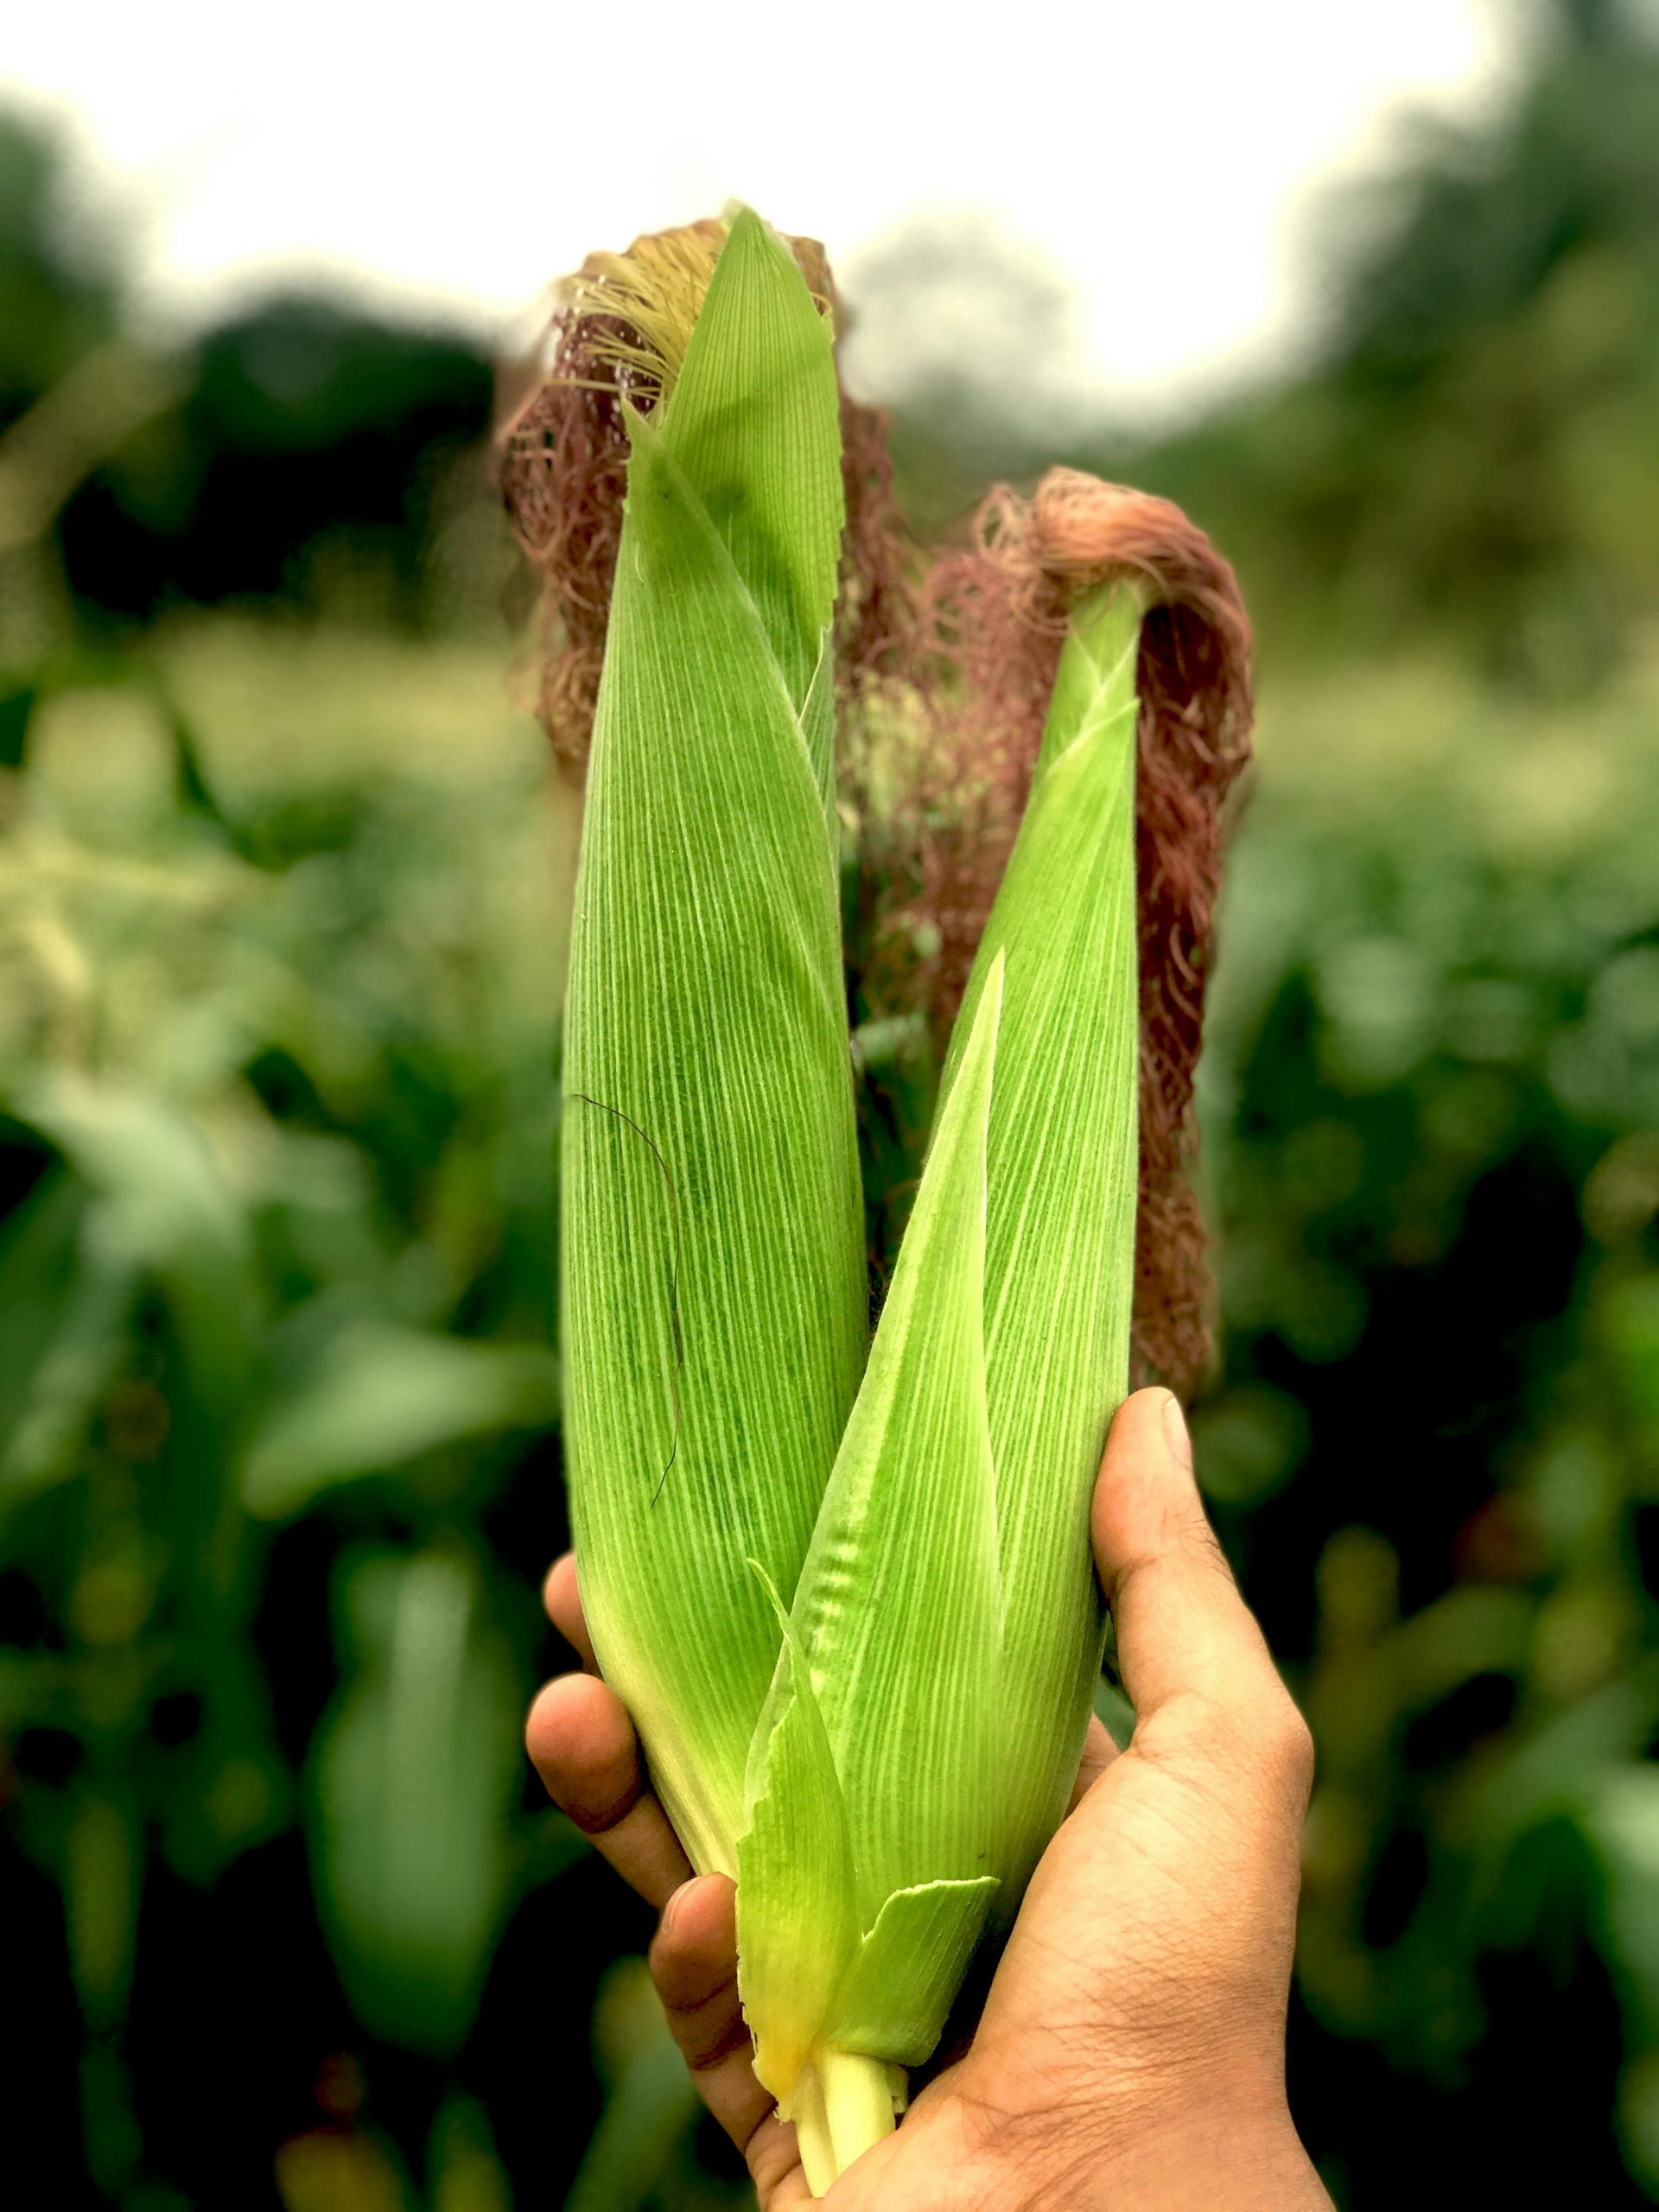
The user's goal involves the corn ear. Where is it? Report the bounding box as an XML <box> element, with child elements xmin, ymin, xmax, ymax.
<box><xmin>560</xmin><ymin>209</ymin><xmax>866</xmax><ymax>1875</ymax></box>
<box><xmin>736</xmin><ymin>958</ymin><xmax>1006</xmax><ymax>2177</ymax></box>
<box><xmin>940</xmin><ymin>581</ymin><xmax>1144</xmax><ymax>1903</ymax></box>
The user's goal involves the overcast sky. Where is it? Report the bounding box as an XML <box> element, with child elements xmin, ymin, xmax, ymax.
<box><xmin>7</xmin><ymin>0</ymin><xmax>1527</xmax><ymax>425</ymax></box>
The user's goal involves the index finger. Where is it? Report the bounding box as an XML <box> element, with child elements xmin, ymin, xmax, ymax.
<box><xmin>526</xmin><ymin>1671</ymin><xmax>691</xmax><ymax>1908</ymax></box>
<box><xmin>543</xmin><ymin>1552</ymin><xmax>597</xmax><ymax>1670</ymax></box>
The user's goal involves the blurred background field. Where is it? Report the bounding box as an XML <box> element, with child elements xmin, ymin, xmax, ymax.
<box><xmin>2</xmin><ymin>2</ymin><xmax>1658</xmax><ymax>2206</ymax></box>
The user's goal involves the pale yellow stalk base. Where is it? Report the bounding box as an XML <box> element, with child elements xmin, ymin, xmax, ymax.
<box><xmin>791</xmin><ymin>2048</ymin><xmax>902</xmax><ymax>2195</ymax></box>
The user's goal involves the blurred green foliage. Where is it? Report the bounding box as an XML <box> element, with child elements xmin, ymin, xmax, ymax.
<box><xmin>0</xmin><ymin>622</ymin><xmax>586</xmax><ymax>2206</ymax></box>
<box><xmin>1195</xmin><ymin>649</ymin><xmax>1659</xmax><ymax>2201</ymax></box>
<box><xmin>2</xmin><ymin>0</ymin><xmax>1657</xmax><ymax>2204</ymax></box>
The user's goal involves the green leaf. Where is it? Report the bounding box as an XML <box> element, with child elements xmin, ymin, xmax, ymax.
<box><xmin>563</xmin><ymin>1963</ymin><xmax>702</xmax><ymax>2212</ymax></box>
<box><xmin>428</xmin><ymin>2094</ymin><xmax>514</xmax><ymax>2212</ymax></box>
<box><xmin>1583</xmin><ymin>1758</ymin><xmax>1659</xmax><ymax>2164</ymax></box>
<box><xmin>63</xmin><ymin>1788</ymin><xmax>141</xmax><ymax>2032</ymax></box>
<box><xmin>0</xmin><ymin>1166</ymin><xmax>136</xmax><ymax>1500</ymax></box>
<box><xmin>156</xmin><ymin>1638</ymin><xmax>294</xmax><ymax>1886</ymax></box>
<box><xmin>17</xmin><ymin>1081</ymin><xmax>263</xmax><ymax>1428</ymax></box>
<box><xmin>308</xmin><ymin>1548</ymin><xmax>518</xmax><ymax>2054</ymax></box>
<box><xmin>735</xmin><ymin>961</ymin><xmax>1005</xmax><ymax>2108</ymax></box>
<box><xmin>242</xmin><ymin>1321</ymin><xmax>558</xmax><ymax>1520</ymax></box>
<box><xmin>561</xmin><ymin>219</ymin><xmax>865</xmax><ymax>1876</ymax></box>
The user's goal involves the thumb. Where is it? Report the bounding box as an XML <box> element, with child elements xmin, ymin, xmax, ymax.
<box><xmin>1091</xmin><ymin>1389</ymin><xmax>1310</xmax><ymax>1770</ymax></box>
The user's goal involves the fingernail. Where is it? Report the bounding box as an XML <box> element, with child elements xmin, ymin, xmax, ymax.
<box><xmin>1161</xmin><ymin>1391</ymin><xmax>1193</xmax><ymax>1471</ymax></box>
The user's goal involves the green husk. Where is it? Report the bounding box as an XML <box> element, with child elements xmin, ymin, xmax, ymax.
<box><xmin>942</xmin><ymin>582</ymin><xmax>1143</xmax><ymax>1904</ymax></box>
<box><xmin>561</xmin><ymin>209</ymin><xmax>866</xmax><ymax>1876</ymax></box>
<box><xmin>737</xmin><ymin>954</ymin><xmax>1007</xmax><ymax>2181</ymax></box>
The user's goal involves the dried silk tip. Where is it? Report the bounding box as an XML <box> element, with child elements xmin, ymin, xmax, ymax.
<box><xmin>498</xmin><ymin>216</ymin><xmax>917</xmax><ymax>778</ymax></box>
<box><xmin>912</xmin><ymin>469</ymin><xmax>1255</xmax><ymax>1401</ymax></box>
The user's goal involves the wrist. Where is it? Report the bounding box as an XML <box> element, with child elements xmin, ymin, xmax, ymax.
<box><xmin>1059</xmin><ymin>2098</ymin><xmax>1330</xmax><ymax>2212</ymax></box>
<box><xmin>950</xmin><ymin>2067</ymin><xmax>1326</xmax><ymax>2212</ymax></box>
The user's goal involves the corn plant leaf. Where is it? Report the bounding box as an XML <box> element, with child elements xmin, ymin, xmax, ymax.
<box><xmin>62</xmin><ymin>1789</ymin><xmax>141</xmax><ymax>2033</ymax></box>
<box><xmin>563</xmin><ymin>2014</ymin><xmax>701</xmax><ymax>2212</ymax></box>
<box><xmin>789</xmin><ymin>956</ymin><xmax>1006</xmax><ymax>1925</ymax></box>
<box><xmin>824</xmin><ymin>1875</ymin><xmax>999</xmax><ymax>2065</ymax></box>
<box><xmin>938</xmin><ymin>586</ymin><xmax>1143</xmax><ymax>1902</ymax></box>
<box><xmin>561</xmin><ymin>221</ymin><xmax>866</xmax><ymax>1877</ymax></box>
<box><xmin>243</xmin><ymin>1321</ymin><xmax>558</xmax><ymax>1520</ymax></box>
<box><xmin>0</xmin><ymin>1166</ymin><xmax>137</xmax><ymax>1499</ymax></box>
<box><xmin>309</xmin><ymin>1548</ymin><xmax>518</xmax><ymax>2056</ymax></box>
<box><xmin>17</xmin><ymin>1082</ymin><xmax>262</xmax><ymax>1428</ymax></box>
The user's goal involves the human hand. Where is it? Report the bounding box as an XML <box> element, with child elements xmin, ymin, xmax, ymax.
<box><xmin>527</xmin><ymin>1388</ymin><xmax>1332</xmax><ymax>2209</ymax></box>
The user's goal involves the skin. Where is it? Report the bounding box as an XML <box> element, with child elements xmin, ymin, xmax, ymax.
<box><xmin>527</xmin><ymin>1388</ymin><xmax>1333</xmax><ymax>2210</ymax></box>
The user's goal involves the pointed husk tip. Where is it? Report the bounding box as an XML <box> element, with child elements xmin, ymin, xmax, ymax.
<box><xmin>911</xmin><ymin>467</ymin><xmax>1255</xmax><ymax>1400</ymax></box>
<box><xmin>497</xmin><ymin>214</ymin><xmax>913</xmax><ymax>779</ymax></box>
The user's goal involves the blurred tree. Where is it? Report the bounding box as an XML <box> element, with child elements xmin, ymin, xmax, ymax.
<box><xmin>837</xmin><ymin>211</ymin><xmax>1085</xmax><ymax>527</ymax></box>
<box><xmin>874</xmin><ymin>0</ymin><xmax>1659</xmax><ymax>689</ymax></box>
<box><xmin>0</xmin><ymin>109</ymin><xmax>495</xmax><ymax>634</ymax></box>
<box><xmin>0</xmin><ymin>111</ymin><xmax>118</xmax><ymax>429</ymax></box>
<box><xmin>60</xmin><ymin>299</ymin><xmax>494</xmax><ymax>623</ymax></box>
<box><xmin>1124</xmin><ymin>0</ymin><xmax>1659</xmax><ymax>685</ymax></box>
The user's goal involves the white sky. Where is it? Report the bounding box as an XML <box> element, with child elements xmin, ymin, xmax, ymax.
<box><xmin>6</xmin><ymin>0</ymin><xmax>1525</xmax><ymax>426</ymax></box>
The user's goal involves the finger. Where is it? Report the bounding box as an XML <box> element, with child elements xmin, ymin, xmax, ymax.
<box><xmin>651</xmin><ymin>1878</ymin><xmax>745</xmax><ymax>2069</ymax></box>
<box><xmin>525</xmin><ymin>1673</ymin><xmax>691</xmax><ymax>1907</ymax></box>
<box><xmin>744</xmin><ymin>2113</ymin><xmax>814</xmax><ymax>2209</ymax></box>
<box><xmin>651</xmin><ymin>1878</ymin><xmax>775</xmax><ymax>2141</ymax></box>
<box><xmin>651</xmin><ymin>1880</ymin><xmax>815</xmax><ymax>2207</ymax></box>
<box><xmin>1091</xmin><ymin>1390</ymin><xmax>1313</xmax><ymax>1788</ymax></box>
<box><xmin>543</xmin><ymin>1553</ymin><xmax>597</xmax><ymax>1671</ymax></box>
<box><xmin>1065</xmin><ymin>1712</ymin><xmax>1121</xmax><ymax>1814</ymax></box>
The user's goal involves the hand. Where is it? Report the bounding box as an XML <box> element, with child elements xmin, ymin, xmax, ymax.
<box><xmin>527</xmin><ymin>1388</ymin><xmax>1332</xmax><ymax>2209</ymax></box>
